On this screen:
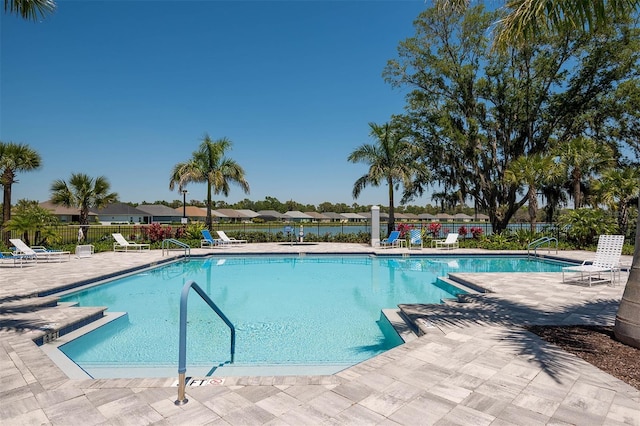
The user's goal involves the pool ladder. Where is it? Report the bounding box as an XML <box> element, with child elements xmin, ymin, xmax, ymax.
<box><xmin>527</xmin><ymin>236</ymin><xmax>558</xmax><ymax>260</ymax></box>
<box><xmin>162</xmin><ymin>238</ymin><xmax>191</xmax><ymax>259</ymax></box>
<box><xmin>175</xmin><ymin>280</ymin><xmax>235</xmax><ymax>405</ymax></box>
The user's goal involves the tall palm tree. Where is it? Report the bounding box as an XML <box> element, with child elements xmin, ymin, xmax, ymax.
<box><xmin>3</xmin><ymin>0</ymin><xmax>55</xmax><ymax>21</ymax></box>
<box><xmin>348</xmin><ymin>122</ymin><xmax>426</xmax><ymax>235</ymax></box>
<box><xmin>554</xmin><ymin>137</ymin><xmax>614</xmax><ymax>209</ymax></box>
<box><xmin>50</xmin><ymin>173</ymin><xmax>118</xmax><ymax>241</ymax></box>
<box><xmin>0</xmin><ymin>141</ymin><xmax>42</xmax><ymax>244</ymax></box>
<box><xmin>592</xmin><ymin>166</ymin><xmax>640</xmax><ymax>237</ymax></box>
<box><xmin>169</xmin><ymin>134</ymin><xmax>250</xmax><ymax>229</ymax></box>
<box><xmin>441</xmin><ymin>0</ymin><xmax>640</xmax><ymax>349</ymax></box>
<box><xmin>505</xmin><ymin>154</ymin><xmax>561</xmax><ymax>233</ymax></box>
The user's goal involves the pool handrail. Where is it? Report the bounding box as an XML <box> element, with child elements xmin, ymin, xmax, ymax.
<box><xmin>527</xmin><ymin>236</ymin><xmax>558</xmax><ymax>260</ymax></box>
<box><xmin>175</xmin><ymin>280</ymin><xmax>235</xmax><ymax>405</ymax></box>
<box><xmin>162</xmin><ymin>238</ymin><xmax>190</xmax><ymax>258</ymax></box>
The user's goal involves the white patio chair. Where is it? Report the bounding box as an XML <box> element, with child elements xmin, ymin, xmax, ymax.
<box><xmin>112</xmin><ymin>233</ymin><xmax>150</xmax><ymax>252</ymax></box>
<box><xmin>432</xmin><ymin>233</ymin><xmax>459</xmax><ymax>250</ymax></box>
<box><xmin>562</xmin><ymin>234</ymin><xmax>624</xmax><ymax>286</ymax></box>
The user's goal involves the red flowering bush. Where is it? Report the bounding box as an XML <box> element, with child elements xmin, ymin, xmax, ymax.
<box><xmin>427</xmin><ymin>222</ymin><xmax>442</xmax><ymax>237</ymax></box>
<box><xmin>142</xmin><ymin>223</ymin><xmax>175</xmax><ymax>243</ymax></box>
<box><xmin>396</xmin><ymin>223</ymin><xmax>413</xmax><ymax>238</ymax></box>
<box><xmin>470</xmin><ymin>226</ymin><xmax>484</xmax><ymax>239</ymax></box>
<box><xmin>458</xmin><ymin>225</ymin><xmax>468</xmax><ymax>238</ymax></box>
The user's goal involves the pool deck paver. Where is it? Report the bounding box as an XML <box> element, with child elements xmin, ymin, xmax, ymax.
<box><xmin>0</xmin><ymin>243</ymin><xmax>638</xmax><ymax>425</ymax></box>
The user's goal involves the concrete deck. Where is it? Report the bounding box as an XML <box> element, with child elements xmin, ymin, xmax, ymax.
<box><xmin>1</xmin><ymin>243</ymin><xmax>638</xmax><ymax>425</ymax></box>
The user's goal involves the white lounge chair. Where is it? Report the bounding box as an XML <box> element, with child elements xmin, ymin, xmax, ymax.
<box><xmin>216</xmin><ymin>230</ymin><xmax>247</xmax><ymax>244</ymax></box>
<box><xmin>10</xmin><ymin>238</ymin><xmax>70</xmax><ymax>262</ymax></box>
<box><xmin>112</xmin><ymin>233</ymin><xmax>150</xmax><ymax>252</ymax></box>
<box><xmin>562</xmin><ymin>234</ymin><xmax>624</xmax><ymax>286</ymax></box>
<box><xmin>432</xmin><ymin>233</ymin><xmax>459</xmax><ymax>250</ymax></box>
<box><xmin>408</xmin><ymin>229</ymin><xmax>423</xmax><ymax>250</ymax></box>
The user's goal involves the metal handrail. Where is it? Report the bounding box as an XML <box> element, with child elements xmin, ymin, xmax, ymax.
<box><xmin>175</xmin><ymin>280</ymin><xmax>235</xmax><ymax>405</ymax></box>
<box><xmin>527</xmin><ymin>236</ymin><xmax>558</xmax><ymax>259</ymax></box>
<box><xmin>162</xmin><ymin>238</ymin><xmax>191</xmax><ymax>258</ymax></box>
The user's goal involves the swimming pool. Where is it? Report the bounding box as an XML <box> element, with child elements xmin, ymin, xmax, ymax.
<box><xmin>57</xmin><ymin>255</ymin><xmax>566</xmax><ymax>378</ymax></box>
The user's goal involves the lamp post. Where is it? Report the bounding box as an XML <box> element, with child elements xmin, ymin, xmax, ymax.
<box><xmin>182</xmin><ymin>190</ymin><xmax>188</xmax><ymax>225</ymax></box>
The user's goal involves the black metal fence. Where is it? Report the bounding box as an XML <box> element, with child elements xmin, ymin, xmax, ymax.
<box><xmin>5</xmin><ymin>221</ymin><xmax>559</xmax><ymax>245</ymax></box>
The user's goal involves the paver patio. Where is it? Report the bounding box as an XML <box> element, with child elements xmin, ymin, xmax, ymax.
<box><xmin>1</xmin><ymin>243</ymin><xmax>638</xmax><ymax>425</ymax></box>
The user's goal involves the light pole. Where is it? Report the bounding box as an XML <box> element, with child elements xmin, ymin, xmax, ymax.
<box><xmin>182</xmin><ymin>190</ymin><xmax>188</xmax><ymax>224</ymax></box>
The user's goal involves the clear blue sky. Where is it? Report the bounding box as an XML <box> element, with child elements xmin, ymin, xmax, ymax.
<box><xmin>1</xmin><ymin>0</ymin><xmax>431</xmax><ymax>208</ymax></box>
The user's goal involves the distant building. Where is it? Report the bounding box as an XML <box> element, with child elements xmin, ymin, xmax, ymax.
<box><xmin>93</xmin><ymin>203</ymin><xmax>150</xmax><ymax>225</ymax></box>
<box><xmin>436</xmin><ymin>213</ymin><xmax>454</xmax><ymax>222</ymax></box>
<box><xmin>322</xmin><ymin>212</ymin><xmax>346</xmax><ymax>222</ymax></box>
<box><xmin>453</xmin><ymin>213</ymin><xmax>473</xmax><ymax>222</ymax></box>
<box><xmin>304</xmin><ymin>212</ymin><xmax>331</xmax><ymax>222</ymax></box>
<box><xmin>174</xmin><ymin>206</ymin><xmax>214</xmax><ymax>222</ymax></box>
<box><xmin>215</xmin><ymin>209</ymin><xmax>251</xmax><ymax>223</ymax></box>
<box><xmin>137</xmin><ymin>204</ymin><xmax>182</xmax><ymax>224</ymax></box>
<box><xmin>340</xmin><ymin>212</ymin><xmax>367</xmax><ymax>222</ymax></box>
<box><xmin>284</xmin><ymin>211</ymin><xmax>314</xmax><ymax>222</ymax></box>
<box><xmin>257</xmin><ymin>210</ymin><xmax>288</xmax><ymax>222</ymax></box>
<box><xmin>39</xmin><ymin>200</ymin><xmax>99</xmax><ymax>223</ymax></box>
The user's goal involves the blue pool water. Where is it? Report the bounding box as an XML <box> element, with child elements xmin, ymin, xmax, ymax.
<box><xmin>58</xmin><ymin>255</ymin><xmax>565</xmax><ymax>377</ymax></box>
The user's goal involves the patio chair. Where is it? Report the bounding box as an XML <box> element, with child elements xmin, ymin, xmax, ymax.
<box><xmin>112</xmin><ymin>233</ymin><xmax>150</xmax><ymax>252</ymax></box>
<box><xmin>380</xmin><ymin>230</ymin><xmax>402</xmax><ymax>248</ymax></box>
<box><xmin>0</xmin><ymin>250</ymin><xmax>35</xmax><ymax>267</ymax></box>
<box><xmin>408</xmin><ymin>229</ymin><xmax>423</xmax><ymax>250</ymax></box>
<box><xmin>201</xmin><ymin>229</ymin><xmax>222</xmax><ymax>248</ymax></box>
<box><xmin>562</xmin><ymin>234</ymin><xmax>624</xmax><ymax>286</ymax></box>
<box><xmin>432</xmin><ymin>233</ymin><xmax>459</xmax><ymax>250</ymax></box>
<box><xmin>10</xmin><ymin>238</ymin><xmax>70</xmax><ymax>262</ymax></box>
<box><xmin>216</xmin><ymin>230</ymin><xmax>248</xmax><ymax>244</ymax></box>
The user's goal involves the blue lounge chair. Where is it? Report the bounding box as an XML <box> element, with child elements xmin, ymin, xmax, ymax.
<box><xmin>408</xmin><ymin>229</ymin><xmax>423</xmax><ymax>250</ymax></box>
<box><xmin>0</xmin><ymin>250</ymin><xmax>35</xmax><ymax>267</ymax></box>
<box><xmin>201</xmin><ymin>229</ymin><xmax>222</xmax><ymax>248</ymax></box>
<box><xmin>380</xmin><ymin>230</ymin><xmax>402</xmax><ymax>248</ymax></box>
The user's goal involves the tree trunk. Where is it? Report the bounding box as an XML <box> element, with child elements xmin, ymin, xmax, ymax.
<box><xmin>2</xmin><ymin>179</ymin><xmax>12</xmax><ymax>245</ymax></box>
<box><xmin>573</xmin><ymin>169</ymin><xmax>582</xmax><ymax>209</ymax></box>
<box><xmin>614</xmin><ymin>195</ymin><xmax>640</xmax><ymax>349</ymax></box>
<box><xmin>528</xmin><ymin>187</ymin><xmax>537</xmax><ymax>234</ymax></box>
<box><xmin>387</xmin><ymin>178</ymin><xmax>395</xmax><ymax>235</ymax></box>
<box><xmin>206</xmin><ymin>183</ymin><xmax>213</xmax><ymax>230</ymax></box>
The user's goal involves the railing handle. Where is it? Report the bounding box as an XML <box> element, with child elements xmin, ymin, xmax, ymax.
<box><xmin>175</xmin><ymin>280</ymin><xmax>235</xmax><ymax>405</ymax></box>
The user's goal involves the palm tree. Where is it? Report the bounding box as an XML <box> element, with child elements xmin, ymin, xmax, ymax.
<box><xmin>348</xmin><ymin>122</ymin><xmax>426</xmax><ymax>235</ymax></box>
<box><xmin>3</xmin><ymin>199</ymin><xmax>58</xmax><ymax>246</ymax></box>
<box><xmin>592</xmin><ymin>166</ymin><xmax>640</xmax><ymax>237</ymax></box>
<box><xmin>441</xmin><ymin>0</ymin><xmax>640</xmax><ymax>349</ymax></box>
<box><xmin>3</xmin><ymin>0</ymin><xmax>55</xmax><ymax>21</ymax></box>
<box><xmin>50</xmin><ymin>173</ymin><xmax>118</xmax><ymax>241</ymax></box>
<box><xmin>439</xmin><ymin>0</ymin><xmax>640</xmax><ymax>48</ymax></box>
<box><xmin>0</xmin><ymin>141</ymin><xmax>42</xmax><ymax>244</ymax></box>
<box><xmin>505</xmin><ymin>154</ymin><xmax>561</xmax><ymax>233</ymax></box>
<box><xmin>169</xmin><ymin>134</ymin><xmax>250</xmax><ymax>229</ymax></box>
<box><xmin>554</xmin><ymin>137</ymin><xmax>614</xmax><ymax>209</ymax></box>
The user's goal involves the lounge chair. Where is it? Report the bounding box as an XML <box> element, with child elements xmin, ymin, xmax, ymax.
<box><xmin>10</xmin><ymin>238</ymin><xmax>70</xmax><ymax>262</ymax></box>
<box><xmin>408</xmin><ymin>229</ymin><xmax>423</xmax><ymax>250</ymax></box>
<box><xmin>432</xmin><ymin>233</ymin><xmax>459</xmax><ymax>250</ymax></box>
<box><xmin>201</xmin><ymin>229</ymin><xmax>222</xmax><ymax>248</ymax></box>
<box><xmin>562</xmin><ymin>234</ymin><xmax>624</xmax><ymax>286</ymax></box>
<box><xmin>0</xmin><ymin>250</ymin><xmax>35</xmax><ymax>267</ymax></box>
<box><xmin>216</xmin><ymin>230</ymin><xmax>247</xmax><ymax>244</ymax></box>
<box><xmin>380</xmin><ymin>230</ymin><xmax>402</xmax><ymax>248</ymax></box>
<box><xmin>112</xmin><ymin>233</ymin><xmax>150</xmax><ymax>252</ymax></box>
